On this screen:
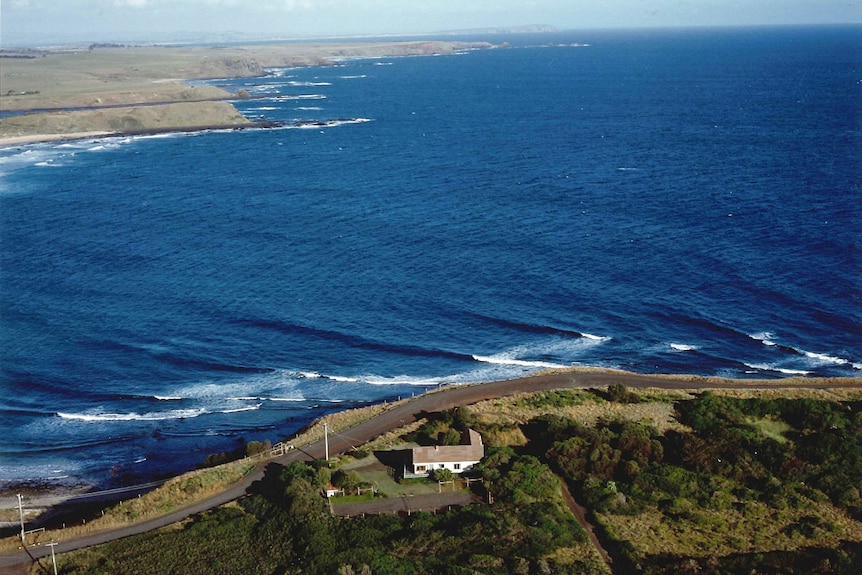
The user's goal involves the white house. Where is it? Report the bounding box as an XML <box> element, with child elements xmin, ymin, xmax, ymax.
<box><xmin>407</xmin><ymin>429</ymin><xmax>484</xmax><ymax>478</ymax></box>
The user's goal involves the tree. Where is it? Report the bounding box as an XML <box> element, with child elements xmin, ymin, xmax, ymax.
<box><xmin>441</xmin><ymin>428</ymin><xmax>462</xmax><ymax>446</ymax></box>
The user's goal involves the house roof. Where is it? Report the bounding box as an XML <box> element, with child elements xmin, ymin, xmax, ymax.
<box><xmin>411</xmin><ymin>429</ymin><xmax>483</xmax><ymax>465</ymax></box>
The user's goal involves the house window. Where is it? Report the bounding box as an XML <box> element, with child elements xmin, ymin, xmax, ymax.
<box><xmin>438</xmin><ymin>464</ymin><xmax>444</xmax><ymax>469</ymax></box>
<box><xmin>416</xmin><ymin>465</ymin><xmax>426</xmax><ymax>472</ymax></box>
<box><xmin>454</xmin><ymin>464</ymin><xmax>461</xmax><ymax>470</ymax></box>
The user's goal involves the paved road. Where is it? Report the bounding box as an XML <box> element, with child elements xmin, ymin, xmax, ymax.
<box><xmin>2</xmin><ymin>371</ymin><xmax>859</xmax><ymax>573</ymax></box>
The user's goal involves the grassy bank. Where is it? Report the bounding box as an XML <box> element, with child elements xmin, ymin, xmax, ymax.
<box><xmin>0</xmin><ymin>101</ymin><xmax>251</xmax><ymax>140</ymax></box>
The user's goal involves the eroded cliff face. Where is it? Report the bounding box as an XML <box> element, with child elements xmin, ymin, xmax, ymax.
<box><xmin>196</xmin><ymin>56</ymin><xmax>266</xmax><ymax>78</ymax></box>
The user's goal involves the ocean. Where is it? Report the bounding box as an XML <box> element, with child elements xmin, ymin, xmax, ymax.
<box><xmin>1</xmin><ymin>25</ymin><xmax>860</xmax><ymax>488</ymax></box>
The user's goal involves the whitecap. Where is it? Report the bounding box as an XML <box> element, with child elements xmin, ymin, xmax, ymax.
<box><xmin>744</xmin><ymin>363</ymin><xmax>810</xmax><ymax>376</ymax></box>
<box><xmin>219</xmin><ymin>403</ymin><xmax>262</xmax><ymax>414</ymax></box>
<box><xmin>57</xmin><ymin>408</ymin><xmax>207</xmax><ymax>422</ymax></box>
<box><xmin>294</xmin><ymin>118</ymin><xmax>372</xmax><ymax>129</ymax></box>
<box><xmin>669</xmin><ymin>343</ymin><xmax>699</xmax><ymax>352</ymax></box>
<box><xmin>581</xmin><ymin>332</ymin><xmax>611</xmax><ymax>342</ymax></box>
<box><xmin>749</xmin><ymin>332</ymin><xmax>777</xmax><ymax>346</ymax></box>
<box><xmin>325</xmin><ymin>374</ymin><xmax>359</xmax><ymax>383</ymax></box>
<box><xmin>274</xmin><ymin>94</ymin><xmax>327</xmax><ymax>101</ymax></box>
<box><xmin>472</xmin><ymin>355</ymin><xmax>565</xmax><ymax>369</ymax></box>
<box><xmin>364</xmin><ymin>375</ymin><xmax>443</xmax><ymax>386</ymax></box>
<box><xmin>799</xmin><ymin>349</ymin><xmax>852</xmax><ymax>366</ymax></box>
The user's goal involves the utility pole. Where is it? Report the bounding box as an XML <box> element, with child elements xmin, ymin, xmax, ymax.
<box><xmin>17</xmin><ymin>494</ymin><xmax>25</xmax><ymax>544</ymax></box>
<box><xmin>47</xmin><ymin>542</ymin><xmax>58</xmax><ymax>575</ymax></box>
<box><xmin>323</xmin><ymin>421</ymin><xmax>329</xmax><ymax>461</ymax></box>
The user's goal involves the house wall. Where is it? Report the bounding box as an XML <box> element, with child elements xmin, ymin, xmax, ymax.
<box><xmin>411</xmin><ymin>460</ymin><xmax>479</xmax><ymax>476</ymax></box>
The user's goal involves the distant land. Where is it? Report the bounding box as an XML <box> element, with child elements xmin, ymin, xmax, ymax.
<box><xmin>0</xmin><ymin>40</ymin><xmax>496</xmax><ymax>145</ymax></box>
<box><xmin>439</xmin><ymin>24</ymin><xmax>560</xmax><ymax>35</ymax></box>
<box><xmin>0</xmin><ymin>24</ymin><xmax>560</xmax><ymax>50</ymax></box>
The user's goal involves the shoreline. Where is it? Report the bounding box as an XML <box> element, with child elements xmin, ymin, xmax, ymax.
<box><xmin>0</xmin><ymin>120</ymin><xmax>282</xmax><ymax>148</ymax></box>
<box><xmin>0</xmin><ymin>131</ymin><xmax>117</xmax><ymax>147</ymax></box>
<box><xmin>2</xmin><ymin>368</ymin><xmax>860</xmax><ymax>500</ymax></box>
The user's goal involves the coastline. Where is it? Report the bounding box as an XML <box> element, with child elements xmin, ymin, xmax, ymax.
<box><xmin>0</xmin><ymin>131</ymin><xmax>117</xmax><ymax>147</ymax></box>
<box><xmin>0</xmin><ymin>122</ymin><xmax>275</xmax><ymax>148</ymax></box>
<box><xmin>3</xmin><ymin>368</ymin><xmax>860</xmax><ymax>502</ymax></box>
<box><xmin>0</xmin><ymin>40</ymin><xmax>495</xmax><ymax>145</ymax></box>
<box><xmin>1</xmin><ymin>368</ymin><xmax>860</xmax><ymax>570</ymax></box>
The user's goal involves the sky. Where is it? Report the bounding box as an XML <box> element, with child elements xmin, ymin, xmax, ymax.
<box><xmin>1</xmin><ymin>0</ymin><xmax>860</xmax><ymax>46</ymax></box>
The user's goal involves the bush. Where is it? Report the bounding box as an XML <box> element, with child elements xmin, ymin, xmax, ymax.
<box><xmin>433</xmin><ymin>468</ymin><xmax>455</xmax><ymax>482</ymax></box>
<box><xmin>607</xmin><ymin>384</ymin><xmax>640</xmax><ymax>404</ymax></box>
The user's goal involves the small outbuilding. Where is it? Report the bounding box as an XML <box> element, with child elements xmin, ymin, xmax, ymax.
<box><xmin>324</xmin><ymin>483</ymin><xmax>344</xmax><ymax>498</ymax></box>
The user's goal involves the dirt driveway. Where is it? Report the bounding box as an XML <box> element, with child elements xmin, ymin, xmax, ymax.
<box><xmin>331</xmin><ymin>491</ymin><xmax>480</xmax><ymax>517</ymax></box>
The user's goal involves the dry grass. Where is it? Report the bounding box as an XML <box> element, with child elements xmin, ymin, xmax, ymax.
<box><xmin>469</xmin><ymin>390</ymin><xmax>691</xmax><ymax>434</ymax></box>
<box><xmin>597</xmin><ymin>497</ymin><xmax>862</xmax><ymax>560</ymax></box>
<box><xmin>708</xmin><ymin>387</ymin><xmax>862</xmax><ymax>401</ymax></box>
<box><xmin>469</xmin><ymin>384</ymin><xmax>862</xmax><ymax>436</ymax></box>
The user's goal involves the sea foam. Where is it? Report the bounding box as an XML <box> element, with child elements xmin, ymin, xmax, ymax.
<box><xmin>57</xmin><ymin>408</ymin><xmax>207</xmax><ymax>422</ymax></box>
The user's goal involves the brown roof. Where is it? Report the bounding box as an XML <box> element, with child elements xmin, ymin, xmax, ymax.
<box><xmin>412</xmin><ymin>429</ymin><xmax>483</xmax><ymax>465</ymax></box>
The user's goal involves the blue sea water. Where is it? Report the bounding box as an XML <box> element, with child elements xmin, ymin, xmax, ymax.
<box><xmin>1</xmin><ymin>26</ymin><xmax>860</xmax><ymax>487</ymax></box>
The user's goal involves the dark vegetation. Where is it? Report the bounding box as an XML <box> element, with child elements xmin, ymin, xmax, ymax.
<box><xmin>526</xmin><ymin>391</ymin><xmax>862</xmax><ymax>574</ymax></box>
<box><xmin>52</xmin><ymin>389</ymin><xmax>862</xmax><ymax>574</ymax></box>
<box><xmin>59</xmin><ymin>456</ymin><xmax>590</xmax><ymax>574</ymax></box>
<box><xmin>200</xmin><ymin>439</ymin><xmax>272</xmax><ymax>468</ymax></box>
